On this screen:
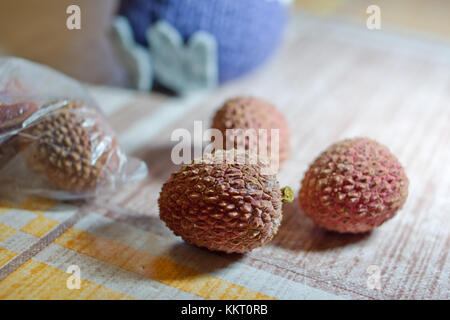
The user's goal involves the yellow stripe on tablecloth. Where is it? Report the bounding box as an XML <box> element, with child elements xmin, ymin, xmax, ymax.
<box><xmin>55</xmin><ymin>227</ymin><xmax>274</xmax><ymax>300</ymax></box>
<box><xmin>18</xmin><ymin>197</ymin><xmax>58</xmax><ymax>215</ymax></box>
<box><xmin>0</xmin><ymin>248</ymin><xmax>17</xmax><ymax>267</ymax></box>
<box><xmin>21</xmin><ymin>215</ymin><xmax>59</xmax><ymax>238</ymax></box>
<box><xmin>0</xmin><ymin>259</ymin><xmax>133</xmax><ymax>300</ymax></box>
<box><xmin>0</xmin><ymin>223</ymin><xmax>17</xmax><ymax>242</ymax></box>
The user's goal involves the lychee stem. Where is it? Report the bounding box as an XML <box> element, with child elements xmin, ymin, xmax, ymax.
<box><xmin>281</xmin><ymin>186</ymin><xmax>294</xmax><ymax>203</ymax></box>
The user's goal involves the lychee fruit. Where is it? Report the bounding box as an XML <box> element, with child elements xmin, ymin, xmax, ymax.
<box><xmin>299</xmin><ymin>137</ymin><xmax>409</xmax><ymax>233</ymax></box>
<box><xmin>211</xmin><ymin>97</ymin><xmax>290</xmax><ymax>169</ymax></box>
<box><xmin>159</xmin><ymin>149</ymin><xmax>294</xmax><ymax>253</ymax></box>
<box><xmin>18</xmin><ymin>100</ymin><xmax>119</xmax><ymax>193</ymax></box>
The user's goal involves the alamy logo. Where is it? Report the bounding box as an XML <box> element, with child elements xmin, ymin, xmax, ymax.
<box><xmin>66</xmin><ymin>265</ymin><xmax>81</xmax><ymax>290</ymax></box>
<box><xmin>66</xmin><ymin>5</ymin><xmax>81</xmax><ymax>30</ymax></box>
<box><xmin>366</xmin><ymin>265</ymin><xmax>381</xmax><ymax>290</ymax></box>
<box><xmin>366</xmin><ymin>5</ymin><xmax>381</xmax><ymax>30</ymax></box>
<box><xmin>171</xmin><ymin>121</ymin><xmax>281</xmax><ymax>174</ymax></box>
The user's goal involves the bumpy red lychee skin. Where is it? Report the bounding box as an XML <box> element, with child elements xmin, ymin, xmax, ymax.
<box><xmin>211</xmin><ymin>97</ymin><xmax>291</xmax><ymax>168</ymax></box>
<box><xmin>299</xmin><ymin>138</ymin><xmax>409</xmax><ymax>233</ymax></box>
<box><xmin>159</xmin><ymin>150</ymin><xmax>286</xmax><ymax>253</ymax></box>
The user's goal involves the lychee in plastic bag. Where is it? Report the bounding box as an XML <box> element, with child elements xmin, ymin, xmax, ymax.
<box><xmin>0</xmin><ymin>57</ymin><xmax>148</xmax><ymax>200</ymax></box>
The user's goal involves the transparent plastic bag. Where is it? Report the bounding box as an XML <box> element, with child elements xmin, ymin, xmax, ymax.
<box><xmin>0</xmin><ymin>57</ymin><xmax>148</xmax><ymax>200</ymax></box>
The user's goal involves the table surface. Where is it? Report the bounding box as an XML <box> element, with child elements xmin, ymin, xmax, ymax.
<box><xmin>0</xmin><ymin>12</ymin><xmax>449</xmax><ymax>300</ymax></box>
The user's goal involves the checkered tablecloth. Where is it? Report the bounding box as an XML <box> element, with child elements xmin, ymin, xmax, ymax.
<box><xmin>0</xmin><ymin>12</ymin><xmax>449</xmax><ymax>299</ymax></box>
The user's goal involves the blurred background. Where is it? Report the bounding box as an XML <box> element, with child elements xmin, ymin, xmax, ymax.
<box><xmin>0</xmin><ymin>0</ymin><xmax>449</xmax><ymax>89</ymax></box>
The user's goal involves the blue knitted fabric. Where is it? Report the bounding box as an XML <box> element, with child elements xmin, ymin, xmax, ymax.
<box><xmin>118</xmin><ymin>0</ymin><xmax>286</xmax><ymax>83</ymax></box>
